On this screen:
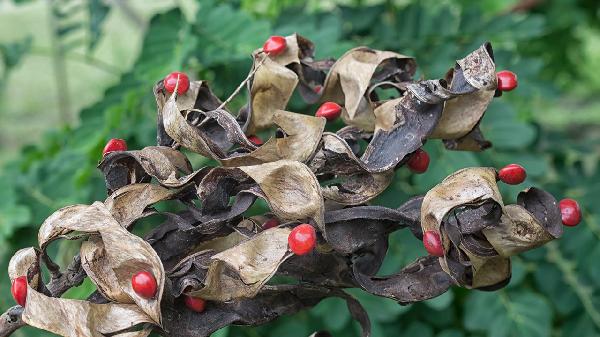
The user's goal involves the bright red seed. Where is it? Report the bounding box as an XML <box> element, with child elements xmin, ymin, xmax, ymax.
<box><xmin>407</xmin><ymin>148</ymin><xmax>430</xmax><ymax>174</ymax></box>
<box><xmin>315</xmin><ymin>102</ymin><xmax>342</xmax><ymax>121</ymax></box>
<box><xmin>102</xmin><ymin>138</ymin><xmax>127</xmax><ymax>157</ymax></box>
<box><xmin>164</xmin><ymin>71</ymin><xmax>190</xmax><ymax>95</ymax></box>
<box><xmin>559</xmin><ymin>198</ymin><xmax>582</xmax><ymax>227</ymax></box>
<box><xmin>423</xmin><ymin>230</ymin><xmax>444</xmax><ymax>257</ymax></box>
<box><xmin>131</xmin><ymin>271</ymin><xmax>157</xmax><ymax>299</ymax></box>
<box><xmin>262</xmin><ymin>218</ymin><xmax>279</xmax><ymax>230</ymax></box>
<box><xmin>498</xmin><ymin>164</ymin><xmax>526</xmax><ymax>185</ymax></box>
<box><xmin>184</xmin><ymin>295</ymin><xmax>206</xmax><ymax>313</ymax></box>
<box><xmin>262</xmin><ymin>36</ymin><xmax>287</xmax><ymax>56</ymax></box>
<box><xmin>288</xmin><ymin>224</ymin><xmax>317</xmax><ymax>256</ymax></box>
<box><xmin>314</xmin><ymin>85</ymin><xmax>323</xmax><ymax>94</ymax></box>
<box><xmin>248</xmin><ymin>135</ymin><xmax>263</xmax><ymax>146</ymax></box>
<box><xmin>11</xmin><ymin>276</ymin><xmax>27</xmax><ymax>307</ymax></box>
<box><xmin>497</xmin><ymin>70</ymin><xmax>518</xmax><ymax>91</ymax></box>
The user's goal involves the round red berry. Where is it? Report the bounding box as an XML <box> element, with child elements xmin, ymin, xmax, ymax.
<box><xmin>497</xmin><ymin>70</ymin><xmax>518</xmax><ymax>91</ymax></box>
<box><xmin>131</xmin><ymin>271</ymin><xmax>157</xmax><ymax>299</ymax></box>
<box><xmin>423</xmin><ymin>230</ymin><xmax>444</xmax><ymax>257</ymax></box>
<box><xmin>248</xmin><ymin>135</ymin><xmax>263</xmax><ymax>146</ymax></box>
<box><xmin>559</xmin><ymin>198</ymin><xmax>581</xmax><ymax>227</ymax></box>
<box><xmin>184</xmin><ymin>295</ymin><xmax>206</xmax><ymax>313</ymax></box>
<box><xmin>498</xmin><ymin>164</ymin><xmax>526</xmax><ymax>185</ymax></box>
<box><xmin>407</xmin><ymin>148</ymin><xmax>430</xmax><ymax>174</ymax></box>
<box><xmin>315</xmin><ymin>102</ymin><xmax>342</xmax><ymax>121</ymax></box>
<box><xmin>262</xmin><ymin>36</ymin><xmax>287</xmax><ymax>56</ymax></box>
<box><xmin>102</xmin><ymin>138</ymin><xmax>127</xmax><ymax>157</ymax></box>
<box><xmin>164</xmin><ymin>71</ymin><xmax>190</xmax><ymax>95</ymax></box>
<box><xmin>262</xmin><ymin>218</ymin><xmax>279</xmax><ymax>230</ymax></box>
<box><xmin>11</xmin><ymin>276</ymin><xmax>27</xmax><ymax>307</ymax></box>
<box><xmin>288</xmin><ymin>224</ymin><xmax>317</xmax><ymax>255</ymax></box>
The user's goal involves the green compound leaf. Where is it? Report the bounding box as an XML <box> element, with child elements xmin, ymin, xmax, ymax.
<box><xmin>464</xmin><ymin>290</ymin><xmax>552</xmax><ymax>337</ymax></box>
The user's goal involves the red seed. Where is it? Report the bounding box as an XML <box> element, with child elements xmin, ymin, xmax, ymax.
<box><xmin>314</xmin><ymin>85</ymin><xmax>323</xmax><ymax>94</ymax></box>
<box><xmin>102</xmin><ymin>138</ymin><xmax>127</xmax><ymax>157</ymax></box>
<box><xmin>184</xmin><ymin>295</ymin><xmax>206</xmax><ymax>313</ymax></box>
<box><xmin>423</xmin><ymin>230</ymin><xmax>444</xmax><ymax>257</ymax></box>
<box><xmin>288</xmin><ymin>224</ymin><xmax>317</xmax><ymax>255</ymax></box>
<box><xmin>497</xmin><ymin>70</ymin><xmax>518</xmax><ymax>91</ymax></box>
<box><xmin>164</xmin><ymin>71</ymin><xmax>190</xmax><ymax>95</ymax></box>
<box><xmin>315</xmin><ymin>102</ymin><xmax>342</xmax><ymax>121</ymax></box>
<box><xmin>498</xmin><ymin>164</ymin><xmax>526</xmax><ymax>185</ymax></box>
<box><xmin>11</xmin><ymin>276</ymin><xmax>27</xmax><ymax>307</ymax></box>
<box><xmin>262</xmin><ymin>36</ymin><xmax>287</xmax><ymax>56</ymax></box>
<box><xmin>262</xmin><ymin>218</ymin><xmax>279</xmax><ymax>230</ymax></box>
<box><xmin>559</xmin><ymin>198</ymin><xmax>582</xmax><ymax>227</ymax></box>
<box><xmin>248</xmin><ymin>135</ymin><xmax>263</xmax><ymax>146</ymax></box>
<box><xmin>131</xmin><ymin>271</ymin><xmax>157</xmax><ymax>299</ymax></box>
<box><xmin>407</xmin><ymin>148</ymin><xmax>430</xmax><ymax>174</ymax></box>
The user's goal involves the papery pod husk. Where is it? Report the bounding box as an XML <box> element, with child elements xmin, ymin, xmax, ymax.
<box><xmin>38</xmin><ymin>202</ymin><xmax>164</xmax><ymax>324</ymax></box>
<box><xmin>104</xmin><ymin>183</ymin><xmax>186</xmax><ymax>228</ymax></box>
<box><xmin>236</xmin><ymin>160</ymin><xmax>325</xmax><ymax>231</ymax></box>
<box><xmin>160</xmin><ymin>81</ymin><xmax>255</xmax><ymax>159</ymax></box>
<box><xmin>421</xmin><ymin>167</ymin><xmax>506</xmax><ymax>287</ymax></box>
<box><xmin>430</xmin><ymin>42</ymin><xmax>496</xmax><ymax>140</ymax></box>
<box><xmin>8</xmin><ymin>247</ymin><xmax>154</xmax><ymax>337</ymax></box>
<box><xmin>155</xmin><ymin>80</ymin><xmax>223</xmax><ymax>147</ymax></box>
<box><xmin>23</xmin><ymin>283</ymin><xmax>153</xmax><ymax>337</ymax></box>
<box><xmin>483</xmin><ymin>187</ymin><xmax>563</xmax><ymax>257</ymax></box>
<box><xmin>421</xmin><ymin>167</ymin><xmax>503</xmax><ymax>235</ymax></box>
<box><xmin>188</xmin><ymin>227</ymin><xmax>292</xmax><ymax>301</ymax></box>
<box><xmin>321</xmin><ymin>170</ymin><xmax>395</xmax><ymax>206</ymax></box>
<box><xmin>8</xmin><ymin>247</ymin><xmax>41</xmax><ymax>289</ymax></box>
<box><xmin>320</xmin><ymin>47</ymin><xmax>416</xmax><ymax>131</ymax></box>
<box><xmin>246</xmin><ymin>53</ymin><xmax>298</xmax><ymax>134</ymax></box>
<box><xmin>244</xmin><ymin>34</ymin><xmax>314</xmax><ymax>133</ymax></box>
<box><xmin>221</xmin><ymin>110</ymin><xmax>326</xmax><ymax>167</ymax></box>
<box><xmin>98</xmin><ymin>146</ymin><xmax>193</xmax><ymax>191</ymax></box>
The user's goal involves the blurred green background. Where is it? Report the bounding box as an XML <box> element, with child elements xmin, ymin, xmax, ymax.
<box><xmin>1</xmin><ymin>0</ymin><xmax>599</xmax><ymax>336</ymax></box>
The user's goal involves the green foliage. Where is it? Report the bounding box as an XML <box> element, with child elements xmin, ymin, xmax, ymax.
<box><xmin>1</xmin><ymin>1</ymin><xmax>599</xmax><ymax>336</ymax></box>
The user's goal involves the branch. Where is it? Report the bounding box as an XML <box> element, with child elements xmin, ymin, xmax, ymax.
<box><xmin>0</xmin><ymin>307</ymin><xmax>24</xmax><ymax>337</ymax></box>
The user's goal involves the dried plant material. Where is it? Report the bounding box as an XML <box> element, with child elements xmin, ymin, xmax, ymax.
<box><xmin>430</xmin><ymin>43</ymin><xmax>497</xmax><ymax>140</ymax></box>
<box><xmin>246</xmin><ymin>54</ymin><xmax>299</xmax><ymax>134</ymax></box>
<box><xmin>99</xmin><ymin>146</ymin><xmax>193</xmax><ymax>192</ymax></box>
<box><xmin>421</xmin><ymin>167</ymin><xmax>503</xmax><ymax>235</ymax></box>
<box><xmin>22</xmin><ymin>284</ymin><xmax>154</xmax><ymax>337</ymax></box>
<box><xmin>8</xmin><ymin>248</ymin><xmax>41</xmax><ymax>289</ymax></box>
<box><xmin>238</xmin><ymin>160</ymin><xmax>325</xmax><ymax>230</ymax></box>
<box><xmin>189</xmin><ymin>228</ymin><xmax>291</xmax><ymax>301</ymax></box>
<box><xmin>38</xmin><ymin>202</ymin><xmax>164</xmax><ymax>324</ymax></box>
<box><xmin>222</xmin><ymin>110</ymin><xmax>326</xmax><ymax>167</ymax></box>
<box><xmin>483</xmin><ymin>188</ymin><xmax>562</xmax><ymax>256</ymax></box>
<box><xmin>4</xmin><ymin>35</ymin><xmax>569</xmax><ymax>337</ymax></box>
<box><xmin>353</xmin><ymin>256</ymin><xmax>455</xmax><ymax>304</ymax></box>
<box><xmin>104</xmin><ymin>183</ymin><xmax>184</xmax><ymax>228</ymax></box>
<box><xmin>320</xmin><ymin>47</ymin><xmax>416</xmax><ymax>131</ymax></box>
<box><xmin>155</xmin><ymin>80</ymin><xmax>224</xmax><ymax>147</ymax></box>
